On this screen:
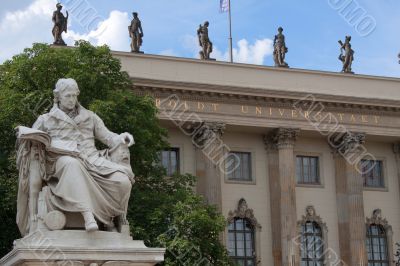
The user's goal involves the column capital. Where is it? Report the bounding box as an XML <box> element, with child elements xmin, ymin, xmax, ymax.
<box><xmin>393</xmin><ymin>143</ymin><xmax>400</xmax><ymax>155</ymax></box>
<box><xmin>263</xmin><ymin>134</ymin><xmax>278</xmax><ymax>151</ymax></box>
<box><xmin>266</xmin><ymin>128</ymin><xmax>299</xmax><ymax>149</ymax></box>
<box><xmin>193</xmin><ymin>121</ymin><xmax>225</xmax><ymax>147</ymax></box>
<box><xmin>329</xmin><ymin>132</ymin><xmax>365</xmax><ymax>155</ymax></box>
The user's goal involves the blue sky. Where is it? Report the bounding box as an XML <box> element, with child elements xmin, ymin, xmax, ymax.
<box><xmin>0</xmin><ymin>0</ymin><xmax>399</xmax><ymax>77</ymax></box>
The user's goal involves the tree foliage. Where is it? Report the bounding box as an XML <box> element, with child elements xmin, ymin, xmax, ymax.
<box><xmin>0</xmin><ymin>41</ymin><xmax>230</xmax><ymax>265</ymax></box>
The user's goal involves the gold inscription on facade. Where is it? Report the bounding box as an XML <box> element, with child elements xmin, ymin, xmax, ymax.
<box><xmin>155</xmin><ymin>98</ymin><xmax>384</xmax><ymax>125</ymax></box>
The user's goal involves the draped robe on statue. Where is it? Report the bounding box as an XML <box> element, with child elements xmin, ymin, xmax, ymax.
<box><xmin>17</xmin><ymin>104</ymin><xmax>133</xmax><ymax>235</ymax></box>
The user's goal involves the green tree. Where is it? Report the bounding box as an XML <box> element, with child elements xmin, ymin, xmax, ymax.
<box><xmin>0</xmin><ymin>41</ymin><xmax>230</xmax><ymax>265</ymax></box>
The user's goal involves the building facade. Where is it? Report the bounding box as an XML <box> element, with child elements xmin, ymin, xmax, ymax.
<box><xmin>114</xmin><ymin>51</ymin><xmax>400</xmax><ymax>266</ymax></box>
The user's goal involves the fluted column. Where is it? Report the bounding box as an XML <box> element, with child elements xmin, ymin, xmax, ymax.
<box><xmin>264</xmin><ymin>134</ymin><xmax>282</xmax><ymax>266</ymax></box>
<box><xmin>330</xmin><ymin>132</ymin><xmax>368</xmax><ymax>265</ymax></box>
<box><xmin>193</xmin><ymin>121</ymin><xmax>226</xmax><ymax>211</ymax></box>
<box><xmin>269</xmin><ymin>128</ymin><xmax>300</xmax><ymax>266</ymax></box>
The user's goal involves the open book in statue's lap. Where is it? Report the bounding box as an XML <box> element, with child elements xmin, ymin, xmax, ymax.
<box><xmin>16</xmin><ymin>78</ymin><xmax>135</xmax><ymax>236</ymax></box>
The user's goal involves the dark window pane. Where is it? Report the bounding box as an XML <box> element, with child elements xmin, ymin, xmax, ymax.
<box><xmin>301</xmin><ymin>221</ymin><xmax>324</xmax><ymax>264</ymax></box>
<box><xmin>160</xmin><ymin>148</ymin><xmax>179</xmax><ymax>176</ymax></box>
<box><xmin>362</xmin><ymin>160</ymin><xmax>384</xmax><ymax>188</ymax></box>
<box><xmin>227</xmin><ymin>152</ymin><xmax>252</xmax><ymax>181</ymax></box>
<box><xmin>228</xmin><ymin>218</ymin><xmax>256</xmax><ymax>264</ymax></box>
<box><xmin>366</xmin><ymin>224</ymin><xmax>389</xmax><ymax>265</ymax></box>
<box><xmin>296</xmin><ymin>156</ymin><xmax>320</xmax><ymax>185</ymax></box>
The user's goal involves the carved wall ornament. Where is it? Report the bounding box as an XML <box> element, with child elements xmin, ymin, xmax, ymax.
<box><xmin>227</xmin><ymin>198</ymin><xmax>261</xmax><ymax>229</ymax></box>
<box><xmin>366</xmin><ymin>209</ymin><xmax>392</xmax><ymax>232</ymax></box>
<box><xmin>297</xmin><ymin>205</ymin><xmax>328</xmax><ymax>233</ymax></box>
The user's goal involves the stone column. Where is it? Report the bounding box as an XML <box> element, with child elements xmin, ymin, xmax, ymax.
<box><xmin>264</xmin><ymin>134</ymin><xmax>282</xmax><ymax>266</ymax></box>
<box><xmin>269</xmin><ymin>128</ymin><xmax>300</xmax><ymax>266</ymax></box>
<box><xmin>330</xmin><ymin>132</ymin><xmax>368</xmax><ymax>265</ymax></box>
<box><xmin>193</xmin><ymin>121</ymin><xmax>226</xmax><ymax>211</ymax></box>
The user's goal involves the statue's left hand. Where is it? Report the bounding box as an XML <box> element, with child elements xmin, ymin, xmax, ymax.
<box><xmin>119</xmin><ymin>132</ymin><xmax>135</xmax><ymax>147</ymax></box>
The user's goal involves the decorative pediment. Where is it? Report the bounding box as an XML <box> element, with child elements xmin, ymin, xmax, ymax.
<box><xmin>227</xmin><ymin>198</ymin><xmax>261</xmax><ymax>229</ymax></box>
<box><xmin>366</xmin><ymin>209</ymin><xmax>392</xmax><ymax>232</ymax></box>
<box><xmin>297</xmin><ymin>206</ymin><xmax>328</xmax><ymax>232</ymax></box>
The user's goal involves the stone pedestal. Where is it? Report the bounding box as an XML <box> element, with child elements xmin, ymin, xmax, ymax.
<box><xmin>0</xmin><ymin>230</ymin><xmax>165</xmax><ymax>266</ymax></box>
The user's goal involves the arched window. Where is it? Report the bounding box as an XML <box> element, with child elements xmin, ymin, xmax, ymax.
<box><xmin>297</xmin><ymin>206</ymin><xmax>328</xmax><ymax>266</ymax></box>
<box><xmin>227</xmin><ymin>199</ymin><xmax>261</xmax><ymax>266</ymax></box>
<box><xmin>366</xmin><ymin>209</ymin><xmax>393</xmax><ymax>266</ymax></box>
<box><xmin>300</xmin><ymin>221</ymin><xmax>324</xmax><ymax>265</ymax></box>
<box><xmin>228</xmin><ymin>218</ymin><xmax>256</xmax><ymax>265</ymax></box>
<box><xmin>366</xmin><ymin>224</ymin><xmax>389</xmax><ymax>265</ymax></box>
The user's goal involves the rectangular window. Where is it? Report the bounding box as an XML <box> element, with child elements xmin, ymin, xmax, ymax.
<box><xmin>362</xmin><ymin>160</ymin><xmax>384</xmax><ymax>188</ymax></box>
<box><xmin>226</xmin><ymin>152</ymin><xmax>252</xmax><ymax>181</ymax></box>
<box><xmin>160</xmin><ymin>148</ymin><xmax>180</xmax><ymax>176</ymax></box>
<box><xmin>296</xmin><ymin>156</ymin><xmax>320</xmax><ymax>185</ymax></box>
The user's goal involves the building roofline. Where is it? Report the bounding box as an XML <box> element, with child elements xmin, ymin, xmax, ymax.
<box><xmin>111</xmin><ymin>50</ymin><xmax>400</xmax><ymax>82</ymax></box>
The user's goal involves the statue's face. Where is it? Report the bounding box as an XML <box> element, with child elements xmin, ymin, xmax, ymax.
<box><xmin>59</xmin><ymin>89</ymin><xmax>78</xmax><ymax>111</ymax></box>
<box><xmin>110</xmin><ymin>145</ymin><xmax>130</xmax><ymax>165</ymax></box>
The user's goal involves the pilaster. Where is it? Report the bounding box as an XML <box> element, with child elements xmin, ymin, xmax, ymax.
<box><xmin>264</xmin><ymin>134</ymin><xmax>281</xmax><ymax>266</ymax></box>
<box><xmin>268</xmin><ymin>128</ymin><xmax>300</xmax><ymax>266</ymax></box>
<box><xmin>193</xmin><ymin>121</ymin><xmax>226</xmax><ymax>211</ymax></box>
<box><xmin>330</xmin><ymin>132</ymin><xmax>368</xmax><ymax>265</ymax></box>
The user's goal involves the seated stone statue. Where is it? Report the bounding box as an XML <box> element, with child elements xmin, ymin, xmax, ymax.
<box><xmin>16</xmin><ymin>78</ymin><xmax>135</xmax><ymax>236</ymax></box>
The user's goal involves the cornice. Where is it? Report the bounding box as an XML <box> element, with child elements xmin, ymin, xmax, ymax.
<box><xmin>131</xmin><ymin>81</ymin><xmax>400</xmax><ymax>116</ymax></box>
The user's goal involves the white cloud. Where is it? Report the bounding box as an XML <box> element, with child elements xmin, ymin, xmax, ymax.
<box><xmin>0</xmin><ymin>0</ymin><xmax>272</xmax><ymax>66</ymax></box>
<box><xmin>0</xmin><ymin>0</ymin><xmax>131</xmax><ymax>62</ymax></box>
<box><xmin>65</xmin><ymin>10</ymin><xmax>130</xmax><ymax>52</ymax></box>
<box><xmin>233</xmin><ymin>39</ymin><xmax>274</xmax><ymax>65</ymax></box>
<box><xmin>0</xmin><ymin>0</ymin><xmax>55</xmax><ymax>62</ymax></box>
<box><xmin>181</xmin><ymin>34</ymin><xmax>273</xmax><ymax>65</ymax></box>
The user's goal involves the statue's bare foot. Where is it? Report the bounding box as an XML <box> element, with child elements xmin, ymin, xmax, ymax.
<box><xmin>82</xmin><ymin>211</ymin><xmax>98</xmax><ymax>232</ymax></box>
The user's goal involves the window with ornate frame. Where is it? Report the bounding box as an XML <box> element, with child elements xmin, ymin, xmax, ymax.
<box><xmin>297</xmin><ymin>206</ymin><xmax>327</xmax><ymax>266</ymax></box>
<box><xmin>227</xmin><ymin>199</ymin><xmax>261</xmax><ymax>266</ymax></box>
<box><xmin>366</xmin><ymin>209</ymin><xmax>393</xmax><ymax>266</ymax></box>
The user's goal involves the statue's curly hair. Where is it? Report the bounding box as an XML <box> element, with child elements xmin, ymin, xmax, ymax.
<box><xmin>53</xmin><ymin>78</ymin><xmax>80</xmax><ymax>104</ymax></box>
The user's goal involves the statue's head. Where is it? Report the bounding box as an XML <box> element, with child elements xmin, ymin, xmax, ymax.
<box><xmin>56</xmin><ymin>3</ymin><xmax>62</xmax><ymax>10</ymax></box>
<box><xmin>133</xmin><ymin>12</ymin><xmax>138</xmax><ymax>18</ymax></box>
<box><xmin>53</xmin><ymin>78</ymin><xmax>80</xmax><ymax>111</ymax></box>
<box><xmin>109</xmin><ymin>143</ymin><xmax>131</xmax><ymax>166</ymax></box>
<box><xmin>345</xmin><ymin>35</ymin><xmax>351</xmax><ymax>42</ymax></box>
<box><xmin>278</xmin><ymin>27</ymin><xmax>283</xmax><ymax>32</ymax></box>
<box><xmin>204</xmin><ymin>21</ymin><xmax>209</xmax><ymax>27</ymax></box>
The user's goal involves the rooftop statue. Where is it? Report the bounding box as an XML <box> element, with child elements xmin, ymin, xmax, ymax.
<box><xmin>273</xmin><ymin>27</ymin><xmax>289</xmax><ymax>67</ymax></box>
<box><xmin>338</xmin><ymin>36</ymin><xmax>354</xmax><ymax>74</ymax></box>
<box><xmin>52</xmin><ymin>3</ymin><xmax>68</xmax><ymax>46</ymax></box>
<box><xmin>197</xmin><ymin>21</ymin><xmax>214</xmax><ymax>60</ymax></box>
<box><xmin>128</xmin><ymin>12</ymin><xmax>144</xmax><ymax>53</ymax></box>
<box><xmin>16</xmin><ymin>78</ymin><xmax>135</xmax><ymax>236</ymax></box>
